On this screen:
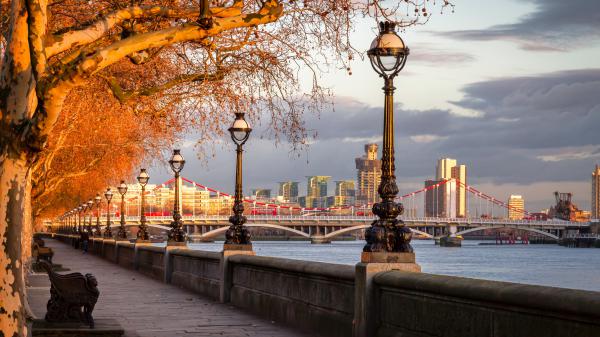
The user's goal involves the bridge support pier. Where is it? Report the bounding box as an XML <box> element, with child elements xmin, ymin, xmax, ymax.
<box><xmin>439</xmin><ymin>236</ymin><xmax>462</xmax><ymax>247</ymax></box>
<box><xmin>310</xmin><ymin>235</ymin><xmax>331</xmax><ymax>244</ymax></box>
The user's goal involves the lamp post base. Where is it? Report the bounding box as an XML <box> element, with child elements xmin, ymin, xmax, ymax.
<box><xmin>360</xmin><ymin>251</ymin><xmax>419</xmax><ymax>264</ymax></box>
<box><xmin>167</xmin><ymin>241</ymin><xmax>187</xmax><ymax>247</ymax></box>
<box><xmin>223</xmin><ymin>243</ymin><xmax>253</xmax><ymax>251</ymax></box>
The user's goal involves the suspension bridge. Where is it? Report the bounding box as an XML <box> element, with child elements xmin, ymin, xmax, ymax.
<box><xmin>53</xmin><ymin>176</ymin><xmax>594</xmax><ymax>244</ymax></box>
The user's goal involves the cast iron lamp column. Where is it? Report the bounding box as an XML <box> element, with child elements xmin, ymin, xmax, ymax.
<box><xmin>104</xmin><ymin>188</ymin><xmax>114</xmax><ymax>238</ymax></box>
<box><xmin>137</xmin><ymin>169</ymin><xmax>150</xmax><ymax>241</ymax></box>
<box><xmin>117</xmin><ymin>181</ymin><xmax>128</xmax><ymax>240</ymax></box>
<box><xmin>86</xmin><ymin>199</ymin><xmax>94</xmax><ymax>235</ymax></box>
<box><xmin>168</xmin><ymin>149</ymin><xmax>186</xmax><ymax>244</ymax></box>
<box><xmin>74</xmin><ymin>208</ymin><xmax>79</xmax><ymax>233</ymax></box>
<box><xmin>224</xmin><ymin>112</ymin><xmax>252</xmax><ymax>246</ymax></box>
<box><xmin>78</xmin><ymin>204</ymin><xmax>85</xmax><ymax>233</ymax></box>
<box><xmin>363</xmin><ymin>21</ymin><xmax>412</xmax><ymax>253</ymax></box>
<box><xmin>94</xmin><ymin>194</ymin><xmax>102</xmax><ymax>236</ymax></box>
<box><xmin>76</xmin><ymin>207</ymin><xmax>81</xmax><ymax>233</ymax></box>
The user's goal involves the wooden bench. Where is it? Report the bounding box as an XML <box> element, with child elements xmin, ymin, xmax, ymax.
<box><xmin>33</xmin><ymin>238</ymin><xmax>54</xmax><ymax>263</ymax></box>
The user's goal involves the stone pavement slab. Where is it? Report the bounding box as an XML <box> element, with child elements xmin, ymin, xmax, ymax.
<box><xmin>28</xmin><ymin>240</ymin><xmax>312</xmax><ymax>337</ymax></box>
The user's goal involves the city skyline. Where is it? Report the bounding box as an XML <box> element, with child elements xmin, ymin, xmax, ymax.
<box><xmin>145</xmin><ymin>142</ymin><xmax>599</xmax><ymax>214</ymax></box>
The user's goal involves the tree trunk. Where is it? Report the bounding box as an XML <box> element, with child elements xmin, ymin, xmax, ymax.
<box><xmin>0</xmin><ymin>148</ymin><xmax>33</xmax><ymax>337</ymax></box>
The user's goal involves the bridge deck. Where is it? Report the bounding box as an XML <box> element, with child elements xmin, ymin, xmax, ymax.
<box><xmin>27</xmin><ymin>240</ymin><xmax>311</xmax><ymax>337</ymax></box>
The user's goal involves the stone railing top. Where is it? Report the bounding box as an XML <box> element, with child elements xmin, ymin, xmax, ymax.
<box><xmin>374</xmin><ymin>271</ymin><xmax>600</xmax><ymax>320</ymax></box>
<box><xmin>229</xmin><ymin>254</ymin><xmax>355</xmax><ymax>281</ymax></box>
<box><xmin>116</xmin><ymin>241</ymin><xmax>135</xmax><ymax>248</ymax></box>
<box><xmin>169</xmin><ymin>248</ymin><xmax>221</xmax><ymax>261</ymax></box>
<box><xmin>137</xmin><ymin>245</ymin><xmax>165</xmax><ymax>253</ymax></box>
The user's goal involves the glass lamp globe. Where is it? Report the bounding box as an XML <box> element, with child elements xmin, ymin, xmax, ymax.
<box><xmin>105</xmin><ymin>188</ymin><xmax>113</xmax><ymax>202</ymax></box>
<box><xmin>118</xmin><ymin>180</ymin><xmax>128</xmax><ymax>195</ymax></box>
<box><xmin>137</xmin><ymin>169</ymin><xmax>150</xmax><ymax>186</ymax></box>
<box><xmin>228</xmin><ymin>112</ymin><xmax>252</xmax><ymax>145</ymax></box>
<box><xmin>169</xmin><ymin>149</ymin><xmax>185</xmax><ymax>173</ymax></box>
<box><xmin>368</xmin><ymin>21</ymin><xmax>409</xmax><ymax>77</ymax></box>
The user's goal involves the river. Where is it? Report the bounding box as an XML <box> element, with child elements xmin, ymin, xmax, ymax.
<box><xmin>183</xmin><ymin>240</ymin><xmax>600</xmax><ymax>292</ymax></box>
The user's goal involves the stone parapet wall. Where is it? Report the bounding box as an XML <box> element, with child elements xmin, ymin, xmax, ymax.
<box><xmin>169</xmin><ymin>249</ymin><xmax>221</xmax><ymax>300</ymax></box>
<box><xmin>49</xmin><ymin>234</ymin><xmax>600</xmax><ymax>337</ymax></box>
<box><xmin>228</xmin><ymin>255</ymin><xmax>355</xmax><ymax>337</ymax></box>
<box><xmin>115</xmin><ymin>242</ymin><xmax>135</xmax><ymax>269</ymax></box>
<box><xmin>374</xmin><ymin>271</ymin><xmax>600</xmax><ymax>337</ymax></box>
<box><xmin>136</xmin><ymin>245</ymin><xmax>166</xmax><ymax>281</ymax></box>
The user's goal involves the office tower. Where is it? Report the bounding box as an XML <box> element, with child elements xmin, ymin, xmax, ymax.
<box><xmin>356</xmin><ymin>144</ymin><xmax>382</xmax><ymax>205</ymax></box>
<box><xmin>435</xmin><ymin>158</ymin><xmax>467</xmax><ymax>218</ymax></box>
<box><xmin>593</xmin><ymin>165</ymin><xmax>600</xmax><ymax>219</ymax></box>
<box><xmin>252</xmin><ymin>189</ymin><xmax>271</xmax><ymax>200</ymax></box>
<box><xmin>508</xmin><ymin>195</ymin><xmax>525</xmax><ymax>220</ymax></box>
<box><xmin>424</xmin><ymin>180</ymin><xmax>443</xmax><ymax>217</ymax></box>
<box><xmin>333</xmin><ymin>180</ymin><xmax>356</xmax><ymax>206</ymax></box>
<box><xmin>424</xmin><ymin>179</ymin><xmax>456</xmax><ymax>218</ymax></box>
<box><xmin>451</xmin><ymin>165</ymin><xmax>467</xmax><ymax>217</ymax></box>
<box><xmin>278</xmin><ymin>181</ymin><xmax>299</xmax><ymax>202</ymax></box>
<box><xmin>306</xmin><ymin>176</ymin><xmax>330</xmax><ymax>208</ymax></box>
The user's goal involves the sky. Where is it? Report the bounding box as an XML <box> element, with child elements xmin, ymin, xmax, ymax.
<box><xmin>148</xmin><ymin>0</ymin><xmax>600</xmax><ymax>213</ymax></box>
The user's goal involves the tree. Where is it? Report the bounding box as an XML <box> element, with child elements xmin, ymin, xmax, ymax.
<box><xmin>31</xmin><ymin>77</ymin><xmax>180</xmax><ymax>224</ymax></box>
<box><xmin>0</xmin><ymin>0</ymin><xmax>452</xmax><ymax>334</ymax></box>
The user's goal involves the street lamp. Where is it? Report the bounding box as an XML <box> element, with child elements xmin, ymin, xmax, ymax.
<box><xmin>94</xmin><ymin>193</ymin><xmax>102</xmax><ymax>236</ymax></box>
<box><xmin>137</xmin><ymin>169</ymin><xmax>150</xmax><ymax>242</ymax></box>
<box><xmin>104</xmin><ymin>188</ymin><xmax>114</xmax><ymax>238</ymax></box>
<box><xmin>86</xmin><ymin>199</ymin><xmax>94</xmax><ymax>235</ymax></box>
<box><xmin>117</xmin><ymin>180</ymin><xmax>128</xmax><ymax>240</ymax></box>
<box><xmin>363</xmin><ymin>21</ymin><xmax>413</xmax><ymax>254</ymax></box>
<box><xmin>224</xmin><ymin>112</ymin><xmax>252</xmax><ymax>246</ymax></box>
<box><xmin>79</xmin><ymin>204</ymin><xmax>85</xmax><ymax>233</ymax></box>
<box><xmin>168</xmin><ymin>149</ymin><xmax>186</xmax><ymax>245</ymax></box>
<box><xmin>75</xmin><ymin>207</ymin><xmax>80</xmax><ymax>233</ymax></box>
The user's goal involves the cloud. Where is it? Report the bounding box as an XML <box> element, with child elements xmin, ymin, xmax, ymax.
<box><xmin>408</xmin><ymin>45</ymin><xmax>475</xmax><ymax>65</ymax></box>
<box><xmin>410</xmin><ymin>134</ymin><xmax>448</xmax><ymax>143</ymax></box>
<box><xmin>537</xmin><ymin>146</ymin><xmax>600</xmax><ymax>162</ymax></box>
<box><xmin>150</xmin><ymin>68</ymin><xmax>600</xmax><ymax>212</ymax></box>
<box><xmin>437</xmin><ymin>0</ymin><xmax>600</xmax><ymax>51</ymax></box>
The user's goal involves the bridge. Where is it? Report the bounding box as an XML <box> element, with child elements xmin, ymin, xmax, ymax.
<box><xmin>53</xmin><ymin>176</ymin><xmax>594</xmax><ymax>244</ymax></box>
<box><xmin>55</xmin><ymin>213</ymin><xmax>589</xmax><ymax>244</ymax></box>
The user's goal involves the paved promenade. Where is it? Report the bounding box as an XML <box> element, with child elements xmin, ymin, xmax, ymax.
<box><xmin>27</xmin><ymin>240</ymin><xmax>311</xmax><ymax>337</ymax></box>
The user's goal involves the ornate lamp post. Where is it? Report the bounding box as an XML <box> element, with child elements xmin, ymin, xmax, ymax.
<box><xmin>363</xmin><ymin>21</ymin><xmax>413</xmax><ymax>255</ymax></box>
<box><xmin>137</xmin><ymin>169</ymin><xmax>150</xmax><ymax>242</ymax></box>
<box><xmin>104</xmin><ymin>188</ymin><xmax>114</xmax><ymax>238</ymax></box>
<box><xmin>74</xmin><ymin>208</ymin><xmax>79</xmax><ymax>233</ymax></box>
<box><xmin>224</xmin><ymin>113</ymin><xmax>252</xmax><ymax>247</ymax></box>
<box><xmin>168</xmin><ymin>149</ymin><xmax>186</xmax><ymax>245</ymax></box>
<box><xmin>94</xmin><ymin>194</ymin><xmax>102</xmax><ymax>236</ymax></box>
<box><xmin>86</xmin><ymin>199</ymin><xmax>94</xmax><ymax>235</ymax></box>
<box><xmin>117</xmin><ymin>180</ymin><xmax>128</xmax><ymax>240</ymax></box>
<box><xmin>78</xmin><ymin>204</ymin><xmax>85</xmax><ymax>233</ymax></box>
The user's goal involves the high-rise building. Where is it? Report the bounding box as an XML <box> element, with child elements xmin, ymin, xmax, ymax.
<box><xmin>434</xmin><ymin>158</ymin><xmax>467</xmax><ymax>218</ymax></box>
<box><xmin>424</xmin><ymin>179</ymin><xmax>456</xmax><ymax>218</ymax></box>
<box><xmin>278</xmin><ymin>181</ymin><xmax>299</xmax><ymax>202</ymax></box>
<box><xmin>424</xmin><ymin>180</ymin><xmax>443</xmax><ymax>217</ymax></box>
<box><xmin>593</xmin><ymin>165</ymin><xmax>600</xmax><ymax>219</ymax></box>
<box><xmin>252</xmin><ymin>189</ymin><xmax>271</xmax><ymax>200</ymax></box>
<box><xmin>508</xmin><ymin>195</ymin><xmax>525</xmax><ymax>220</ymax></box>
<box><xmin>305</xmin><ymin>176</ymin><xmax>330</xmax><ymax>208</ymax></box>
<box><xmin>355</xmin><ymin>144</ymin><xmax>381</xmax><ymax>205</ymax></box>
<box><xmin>451</xmin><ymin>165</ymin><xmax>467</xmax><ymax>217</ymax></box>
<box><xmin>333</xmin><ymin>180</ymin><xmax>356</xmax><ymax>206</ymax></box>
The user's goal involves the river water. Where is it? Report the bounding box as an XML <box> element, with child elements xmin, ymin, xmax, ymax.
<box><xmin>185</xmin><ymin>240</ymin><xmax>600</xmax><ymax>292</ymax></box>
